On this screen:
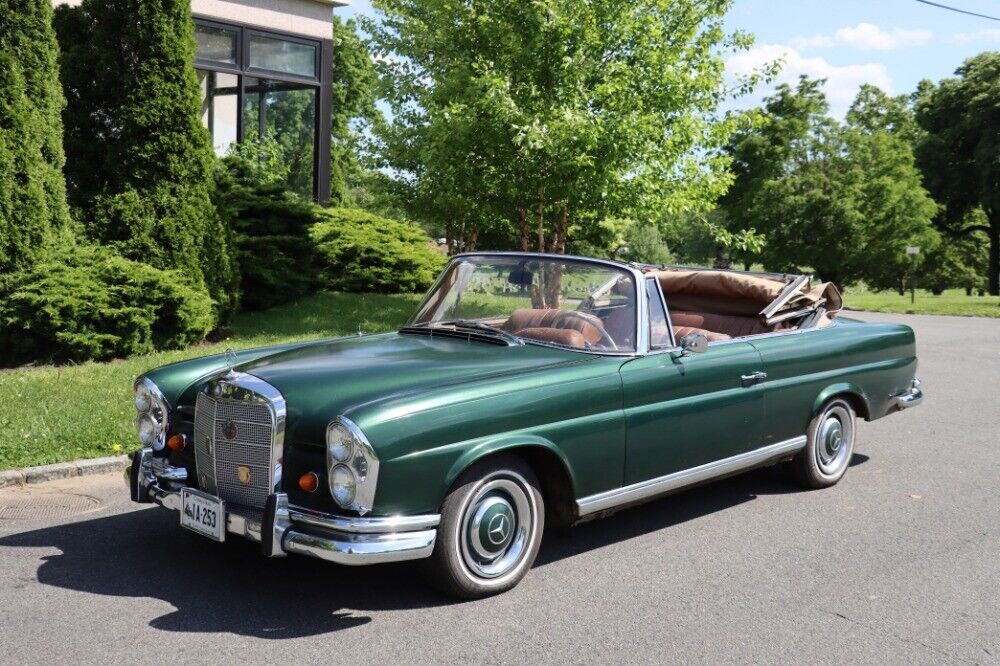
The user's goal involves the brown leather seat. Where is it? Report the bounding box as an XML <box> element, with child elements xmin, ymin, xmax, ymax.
<box><xmin>671</xmin><ymin>310</ymin><xmax>772</xmax><ymax>339</ymax></box>
<box><xmin>514</xmin><ymin>327</ymin><xmax>587</xmax><ymax>348</ymax></box>
<box><xmin>673</xmin><ymin>326</ymin><xmax>731</xmax><ymax>342</ymax></box>
<box><xmin>504</xmin><ymin>309</ymin><xmax>606</xmax><ymax>347</ymax></box>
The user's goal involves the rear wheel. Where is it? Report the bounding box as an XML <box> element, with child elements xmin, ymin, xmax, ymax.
<box><xmin>792</xmin><ymin>397</ymin><xmax>856</xmax><ymax>488</ymax></box>
<box><xmin>422</xmin><ymin>455</ymin><xmax>544</xmax><ymax>599</ymax></box>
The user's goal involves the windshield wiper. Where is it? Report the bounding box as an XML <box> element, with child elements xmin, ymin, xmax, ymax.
<box><xmin>423</xmin><ymin>320</ymin><xmax>523</xmax><ymax>345</ymax></box>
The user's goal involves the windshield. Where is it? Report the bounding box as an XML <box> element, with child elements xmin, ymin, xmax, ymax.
<box><xmin>409</xmin><ymin>255</ymin><xmax>637</xmax><ymax>352</ymax></box>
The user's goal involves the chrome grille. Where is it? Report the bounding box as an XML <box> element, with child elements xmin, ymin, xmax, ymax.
<box><xmin>193</xmin><ymin>375</ymin><xmax>282</xmax><ymax>510</ymax></box>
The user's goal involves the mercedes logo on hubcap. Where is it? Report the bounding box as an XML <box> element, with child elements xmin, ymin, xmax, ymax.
<box><xmin>487</xmin><ymin>513</ymin><xmax>509</xmax><ymax>545</ymax></box>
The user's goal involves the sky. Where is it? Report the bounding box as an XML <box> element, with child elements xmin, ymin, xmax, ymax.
<box><xmin>337</xmin><ymin>0</ymin><xmax>1000</xmax><ymax>117</ymax></box>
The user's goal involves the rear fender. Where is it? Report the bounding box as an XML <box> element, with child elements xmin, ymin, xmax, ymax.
<box><xmin>812</xmin><ymin>382</ymin><xmax>871</xmax><ymax>421</ymax></box>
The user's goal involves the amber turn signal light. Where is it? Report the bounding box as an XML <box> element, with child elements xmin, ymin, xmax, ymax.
<box><xmin>298</xmin><ymin>472</ymin><xmax>320</xmax><ymax>493</ymax></box>
<box><xmin>166</xmin><ymin>434</ymin><xmax>186</xmax><ymax>452</ymax></box>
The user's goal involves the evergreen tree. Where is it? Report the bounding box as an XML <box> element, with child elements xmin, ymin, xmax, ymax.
<box><xmin>330</xmin><ymin>16</ymin><xmax>377</xmax><ymax>206</ymax></box>
<box><xmin>0</xmin><ymin>0</ymin><xmax>70</xmax><ymax>273</ymax></box>
<box><xmin>55</xmin><ymin>0</ymin><xmax>236</xmax><ymax>317</ymax></box>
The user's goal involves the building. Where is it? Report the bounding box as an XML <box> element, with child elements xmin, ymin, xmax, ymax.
<box><xmin>55</xmin><ymin>0</ymin><xmax>348</xmax><ymax>202</ymax></box>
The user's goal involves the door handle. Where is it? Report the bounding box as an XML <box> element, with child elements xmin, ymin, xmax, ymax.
<box><xmin>741</xmin><ymin>371</ymin><xmax>767</xmax><ymax>386</ymax></box>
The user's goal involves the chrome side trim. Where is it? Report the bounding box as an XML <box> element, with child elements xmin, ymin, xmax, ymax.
<box><xmin>891</xmin><ymin>378</ymin><xmax>923</xmax><ymax>410</ymax></box>
<box><xmin>576</xmin><ymin>436</ymin><xmax>808</xmax><ymax>516</ymax></box>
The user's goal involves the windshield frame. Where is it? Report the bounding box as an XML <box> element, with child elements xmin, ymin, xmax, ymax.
<box><xmin>406</xmin><ymin>252</ymin><xmax>649</xmax><ymax>356</ymax></box>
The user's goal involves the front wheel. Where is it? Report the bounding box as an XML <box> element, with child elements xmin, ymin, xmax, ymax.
<box><xmin>791</xmin><ymin>397</ymin><xmax>857</xmax><ymax>488</ymax></box>
<box><xmin>421</xmin><ymin>456</ymin><xmax>545</xmax><ymax>599</ymax></box>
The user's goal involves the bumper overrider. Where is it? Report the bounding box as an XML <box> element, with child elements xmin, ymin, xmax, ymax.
<box><xmin>127</xmin><ymin>448</ymin><xmax>439</xmax><ymax>565</ymax></box>
<box><xmin>891</xmin><ymin>378</ymin><xmax>924</xmax><ymax>411</ymax></box>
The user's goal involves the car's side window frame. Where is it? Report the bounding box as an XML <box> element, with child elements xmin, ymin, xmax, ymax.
<box><xmin>646</xmin><ymin>277</ymin><xmax>677</xmax><ymax>351</ymax></box>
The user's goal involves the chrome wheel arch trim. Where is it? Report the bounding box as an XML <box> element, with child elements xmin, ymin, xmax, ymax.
<box><xmin>575</xmin><ymin>436</ymin><xmax>808</xmax><ymax>517</ymax></box>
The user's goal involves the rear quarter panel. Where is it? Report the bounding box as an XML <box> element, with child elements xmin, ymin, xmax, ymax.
<box><xmin>749</xmin><ymin>318</ymin><xmax>917</xmax><ymax>445</ymax></box>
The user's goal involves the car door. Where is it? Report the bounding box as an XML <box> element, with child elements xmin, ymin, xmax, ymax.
<box><xmin>618</xmin><ymin>279</ymin><xmax>766</xmax><ymax>484</ymax></box>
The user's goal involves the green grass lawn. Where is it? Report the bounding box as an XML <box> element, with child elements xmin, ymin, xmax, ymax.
<box><xmin>0</xmin><ymin>292</ymin><xmax>421</xmax><ymax>470</ymax></box>
<box><xmin>843</xmin><ymin>288</ymin><xmax>1000</xmax><ymax>318</ymax></box>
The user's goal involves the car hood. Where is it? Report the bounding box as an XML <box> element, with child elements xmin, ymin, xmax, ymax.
<box><xmin>234</xmin><ymin>332</ymin><xmax>591</xmax><ymax>444</ymax></box>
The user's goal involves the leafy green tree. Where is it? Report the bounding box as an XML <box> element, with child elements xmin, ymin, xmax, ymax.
<box><xmin>331</xmin><ymin>16</ymin><xmax>378</xmax><ymax>206</ymax></box>
<box><xmin>721</xmin><ymin>77</ymin><xmax>938</xmax><ymax>287</ymax></box>
<box><xmin>54</xmin><ymin>0</ymin><xmax>236</xmax><ymax>318</ymax></box>
<box><xmin>0</xmin><ymin>0</ymin><xmax>70</xmax><ymax>273</ymax></box>
<box><xmin>620</xmin><ymin>222</ymin><xmax>672</xmax><ymax>266</ymax></box>
<box><xmin>919</xmin><ymin>231</ymin><xmax>987</xmax><ymax>295</ymax></box>
<box><xmin>915</xmin><ymin>52</ymin><xmax>1000</xmax><ymax>294</ymax></box>
<box><xmin>365</xmin><ymin>0</ymin><xmax>762</xmax><ymax>253</ymax></box>
<box><xmin>846</xmin><ymin>84</ymin><xmax>921</xmax><ymax>144</ymax></box>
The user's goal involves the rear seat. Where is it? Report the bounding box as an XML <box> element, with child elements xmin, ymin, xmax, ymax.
<box><xmin>671</xmin><ymin>310</ymin><xmax>774</xmax><ymax>339</ymax></box>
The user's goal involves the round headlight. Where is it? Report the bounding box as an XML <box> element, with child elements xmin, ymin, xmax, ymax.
<box><xmin>134</xmin><ymin>384</ymin><xmax>152</xmax><ymax>413</ymax></box>
<box><xmin>330</xmin><ymin>464</ymin><xmax>357</xmax><ymax>506</ymax></box>
<box><xmin>137</xmin><ymin>414</ymin><xmax>160</xmax><ymax>449</ymax></box>
<box><xmin>327</xmin><ymin>423</ymin><xmax>354</xmax><ymax>463</ymax></box>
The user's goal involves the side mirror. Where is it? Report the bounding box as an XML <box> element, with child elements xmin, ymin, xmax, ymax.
<box><xmin>679</xmin><ymin>332</ymin><xmax>709</xmax><ymax>354</ymax></box>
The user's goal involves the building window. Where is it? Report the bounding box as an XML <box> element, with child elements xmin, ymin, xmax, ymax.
<box><xmin>193</xmin><ymin>18</ymin><xmax>326</xmax><ymax>200</ymax></box>
<box><xmin>248</xmin><ymin>34</ymin><xmax>317</xmax><ymax>78</ymax></box>
<box><xmin>242</xmin><ymin>77</ymin><xmax>317</xmax><ymax>197</ymax></box>
<box><xmin>195</xmin><ymin>24</ymin><xmax>237</xmax><ymax>64</ymax></box>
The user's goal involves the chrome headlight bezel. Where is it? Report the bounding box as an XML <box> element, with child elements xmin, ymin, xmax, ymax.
<box><xmin>325</xmin><ymin>417</ymin><xmax>380</xmax><ymax>515</ymax></box>
<box><xmin>134</xmin><ymin>377</ymin><xmax>170</xmax><ymax>451</ymax></box>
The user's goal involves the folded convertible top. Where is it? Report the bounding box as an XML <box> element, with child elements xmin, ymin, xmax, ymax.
<box><xmin>648</xmin><ymin>267</ymin><xmax>843</xmax><ymax>325</ymax></box>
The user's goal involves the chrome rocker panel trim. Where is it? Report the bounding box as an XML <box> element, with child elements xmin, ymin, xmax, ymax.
<box><xmin>576</xmin><ymin>436</ymin><xmax>809</xmax><ymax>517</ymax></box>
<box><xmin>891</xmin><ymin>378</ymin><xmax>923</xmax><ymax>410</ymax></box>
<box><xmin>128</xmin><ymin>449</ymin><xmax>438</xmax><ymax>566</ymax></box>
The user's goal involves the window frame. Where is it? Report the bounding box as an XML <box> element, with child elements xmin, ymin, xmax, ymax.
<box><xmin>244</xmin><ymin>29</ymin><xmax>322</xmax><ymax>84</ymax></box>
<box><xmin>193</xmin><ymin>16</ymin><xmax>329</xmax><ymax>200</ymax></box>
<box><xmin>645</xmin><ymin>277</ymin><xmax>677</xmax><ymax>350</ymax></box>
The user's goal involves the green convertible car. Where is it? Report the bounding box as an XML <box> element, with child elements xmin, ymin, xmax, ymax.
<box><xmin>128</xmin><ymin>252</ymin><xmax>922</xmax><ymax>598</ymax></box>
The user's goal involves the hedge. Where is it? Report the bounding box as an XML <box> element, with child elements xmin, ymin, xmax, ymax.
<box><xmin>0</xmin><ymin>245</ymin><xmax>214</xmax><ymax>366</ymax></box>
<box><xmin>311</xmin><ymin>208</ymin><xmax>446</xmax><ymax>293</ymax></box>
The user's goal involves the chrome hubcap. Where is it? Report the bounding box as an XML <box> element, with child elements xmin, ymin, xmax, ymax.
<box><xmin>460</xmin><ymin>477</ymin><xmax>533</xmax><ymax>580</ymax></box>
<box><xmin>816</xmin><ymin>404</ymin><xmax>854</xmax><ymax>475</ymax></box>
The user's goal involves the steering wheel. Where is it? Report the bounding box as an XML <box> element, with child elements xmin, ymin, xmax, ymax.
<box><xmin>558</xmin><ymin>311</ymin><xmax>618</xmax><ymax>351</ymax></box>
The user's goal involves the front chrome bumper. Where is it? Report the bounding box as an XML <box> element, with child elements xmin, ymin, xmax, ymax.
<box><xmin>891</xmin><ymin>378</ymin><xmax>924</xmax><ymax>410</ymax></box>
<box><xmin>127</xmin><ymin>449</ymin><xmax>438</xmax><ymax>565</ymax></box>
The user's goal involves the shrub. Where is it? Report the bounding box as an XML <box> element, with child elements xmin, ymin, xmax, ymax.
<box><xmin>0</xmin><ymin>0</ymin><xmax>70</xmax><ymax>273</ymax></box>
<box><xmin>55</xmin><ymin>0</ymin><xmax>236</xmax><ymax>320</ymax></box>
<box><xmin>311</xmin><ymin>208</ymin><xmax>446</xmax><ymax>293</ymax></box>
<box><xmin>214</xmin><ymin>159</ymin><xmax>320</xmax><ymax>310</ymax></box>
<box><xmin>0</xmin><ymin>245</ymin><xmax>214</xmax><ymax>366</ymax></box>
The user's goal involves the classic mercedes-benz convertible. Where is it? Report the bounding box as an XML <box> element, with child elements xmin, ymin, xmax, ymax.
<box><xmin>128</xmin><ymin>252</ymin><xmax>922</xmax><ymax>597</ymax></box>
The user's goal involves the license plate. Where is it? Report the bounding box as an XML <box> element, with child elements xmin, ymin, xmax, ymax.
<box><xmin>180</xmin><ymin>488</ymin><xmax>225</xmax><ymax>542</ymax></box>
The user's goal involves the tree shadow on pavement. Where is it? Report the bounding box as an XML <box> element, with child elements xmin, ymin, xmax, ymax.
<box><xmin>0</xmin><ymin>456</ymin><xmax>869</xmax><ymax>637</ymax></box>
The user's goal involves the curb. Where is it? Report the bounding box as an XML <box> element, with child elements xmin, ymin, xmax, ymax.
<box><xmin>0</xmin><ymin>455</ymin><xmax>129</xmax><ymax>489</ymax></box>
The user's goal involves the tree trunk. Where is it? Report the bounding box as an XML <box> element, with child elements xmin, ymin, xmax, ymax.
<box><xmin>537</xmin><ymin>192</ymin><xmax>547</xmax><ymax>251</ymax></box>
<box><xmin>553</xmin><ymin>204</ymin><xmax>568</xmax><ymax>254</ymax></box>
<box><xmin>517</xmin><ymin>208</ymin><xmax>530</xmax><ymax>251</ymax></box>
<box><xmin>466</xmin><ymin>227</ymin><xmax>478</xmax><ymax>252</ymax></box>
<box><xmin>988</xmin><ymin>213</ymin><xmax>999</xmax><ymax>296</ymax></box>
<box><xmin>445</xmin><ymin>222</ymin><xmax>455</xmax><ymax>255</ymax></box>
<box><xmin>712</xmin><ymin>247</ymin><xmax>731</xmax><ymax>270</ymax></box>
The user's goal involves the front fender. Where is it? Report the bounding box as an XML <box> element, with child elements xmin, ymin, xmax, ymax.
<box><xmin>812</xmin><ymin>382</ymin><xmax>871</xmax><ymax>420</ymax></box>
<box><xmin>444</xmin><ymin>433</ymin><xmax>577</xmax><ymax>491</ymax></box>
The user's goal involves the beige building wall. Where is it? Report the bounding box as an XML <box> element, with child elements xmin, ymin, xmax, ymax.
<box><xmin>52</xmin><ymin>0</ymin><xmax>348</xmax><ymax>39</ymax></box>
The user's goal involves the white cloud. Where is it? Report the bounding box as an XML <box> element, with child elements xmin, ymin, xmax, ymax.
<box><xmin>726</xmin><ymin>43</ymin><xmax>893</xmax><ymax>116</ymax></box>
<box><xmin>950</xmin><ymin>29</ymin><xmax>1000</xmax><ymax>44</ymax></box>
<box><xmin>790</xmin><ymin>23</ymin><xmax>933</xmax><ymax>51</ymax></box>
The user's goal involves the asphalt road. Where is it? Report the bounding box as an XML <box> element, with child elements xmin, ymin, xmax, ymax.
<box><xmin>1</xmin><ymin>312</ymin><xmax>997</xmax><ymax>665</ymax></box>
